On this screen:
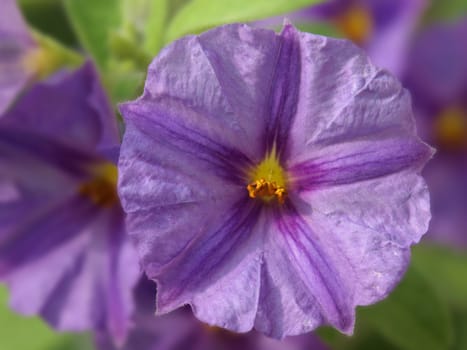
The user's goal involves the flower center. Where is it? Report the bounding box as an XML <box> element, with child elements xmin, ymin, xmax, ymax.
<box><xmin>246</xmin><ymin>147</ymin><xmax>287</xmax><ymax>204</ymax></box>
<box><xmin>79</xmin><ymin>163</ymin><xmax>119</xmax><ymax>207</ymax></box>
<box><xmin>335</xmin><ymin>3</ymin><xmax>373</xmax><ymax>45</ymax></box>
<box><xmin>434</xmin><ymin>106</ymin><xmax>467</xmax><ymax>150</ymax></box>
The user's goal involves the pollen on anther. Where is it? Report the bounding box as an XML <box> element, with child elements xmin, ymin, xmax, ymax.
<box><xmin>247</xmin><ymin>178</ymin><xmax>287</xmax><ymax>204</ymax></box>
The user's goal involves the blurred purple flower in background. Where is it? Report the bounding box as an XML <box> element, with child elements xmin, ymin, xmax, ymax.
<box><xmin>0</xmin><ymin>62</ymin><xmax>140</xmax><ymax>344</ymax></box>
<box><xmin>97</xmin><ymin>278</ymin><xmax>329</xmax><ymax>350</ymax></box>
<box><xmin>405</xmin><ymin>19</ymin><xmax>467</xmax><ymax>246</ymax></box>
<box><xmin>118</xmin><ymin>23</ymin><xmax>432</xmax><ymax>338</ymax></box>
<box><xmin>0</xmin><ymin>0</ymin><xmax>39</xmax><ymax>113</ymax></box>
<box><xmin>268</xmin><ymin>0</ymin><xmax>426</xmax><ymax>77</ymax></box>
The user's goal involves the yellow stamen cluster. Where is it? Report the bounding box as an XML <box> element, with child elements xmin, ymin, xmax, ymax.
<box><xmin>246</xmin><ymin>146</ymin><xmax>288</xmax><ymax>205</ymax></box>
<box><xmin>78</xmin><ymin>163</ymin><xmax>119</xmax><ymax>207</ymax></box>
<box><xmin>335</xmin><ymin>4</ymin><xmax>373</xmax><ymax>45</ymax></box>
<box><xmin>247</xmin><ymin>178</ymin><xmax>287</xmax><ymax>204</ymax></box>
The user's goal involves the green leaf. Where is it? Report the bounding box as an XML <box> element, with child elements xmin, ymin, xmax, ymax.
<box><xmin>451</xmin><ymin>311</ymin><xmax>467</xmax><ymax>350</ymax></box>
<box><xmin>19</xmin><ymin>0</ymin><xmax>78</xmax><ymax>46</ymax></box>
<box><xmin>119</xmin><ymin>0</ymin><xmax>168</xmax><ymax>55</ymax></box>
<box><xmin>0</xmin><ymin>285</ymin><xmax>93</xmax><ymax>350</ymax></box>
<box><xmin>143</xmin><ymin>0</ymin><xmax>169</xmax><ymax>54</ymax></box>
<box><xmin>165</xmin><ymin>0</ymin><xmax>325</xmax><ymax>43</ymax></box>
<box><xmin>412</xmin><ymin>244</ymin><xmax>467</xmax><ymax>309</ymax></box>
<box><xmin>63</xmin><ymin>0</ymin><xmax>122</xmax><ymax>69</ymax></box>
<box><xmin>359</xmin><ymin>265</ymin><xmax>453</xmax><ymax>350</ymax></box>
<box><xmin>423</xmin><ymin>0</ymin><xmax>467</xmax><ymax>24</ymax></box>
<box><xmin>109</xmin><ymin>31</ymin><xmax>153</xmax><ymax>69</ymax></box>
<box><xmin>104</xmin><ymin>60</ymin><xmax>145</xmax><ymax>105</ymax></box>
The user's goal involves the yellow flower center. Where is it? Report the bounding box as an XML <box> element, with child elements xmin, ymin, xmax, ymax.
<box><xmin>246</xmin><ymin>147</ymin><xmax>287</xmax><ymax>205</ymax></box>
<box><xmin>434</xmin><ymin>106</ymin><xmax>467</xmax><ymax>150</ymax></box>
<box><xmin>79</xmin><ymin>163</ymin><xmax>119</xmax><ymax>207</ymax></box>
<box><xmin>335</xmin><ymin>3</ymin><xmax>373</xmax><ymax>45</ymax></box>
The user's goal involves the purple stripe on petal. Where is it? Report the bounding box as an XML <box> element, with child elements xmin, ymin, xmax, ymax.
<box><xmin>264</xmin><ymin>24</ymin><xmax>301</xmax><ymax>158</ymax></box>
<box><xmin>0</xmin><ymin>127</ymin><xmax>101</xmax><ymax>180</ymax></box>
<box><xmin>0</xmin><ymin>196</ymin><xmax>97</xmax><ymax>273</ymax></box>
<box><xmin>274</xmin><ymin>203</ymin><xmax>354</xmax><ymax>333</ymax></box>
<box><xmin>157</xmin><ymin>198</ymin><xmax>259</xmax><ymax>305</ymax></box>
<box><xmin>37</xmin><ymin>248</ymin><xmax>88</xmax><ymax>325</ymax></box>
<box><xmin>105</xmin><ymin>210</ymin><xmax>140</xmax><ymax>344</ymax></box>
<box><xmin>143</xmin><ymin>28</ymin><xmax>273</xmax><ymax>163</ymax></box>
<box><xmin>155</xmin><ymin>199</ymin><xmax>263</xmax><ymax>332</ymax></box>
<box><xmin>197</xmin><ymin>24</ymin><xmax>282</xmax><ymax>162</ymax></box>
<box><xmin>289</xmin><ymin>137</ymin><xmax>433</xmax><ymax>191</ymax></box>
<box><xmin>121</xmin><ymin>101</ymin><xmax>252</xmax><ymax>184</ymax></box>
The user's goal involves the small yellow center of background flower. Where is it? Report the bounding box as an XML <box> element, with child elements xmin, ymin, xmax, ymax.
<box><xmin>335</xmin><ymin>4</ymin><xmax>373</xmax><ymax>45</ymax></box>
<box><xmin>79</xmin><ymin>163</ymin><xmax>119</xmax><ymax>207</ymax></box>
<box><xmin>247</xmin><ymin>147</ymin><xmax>287</xmax><ymax>204</ymax></box>
<box><xmin>434</xmin><ymin>106</ymin><xmax>467</xmax><ymax>150</ymax></box>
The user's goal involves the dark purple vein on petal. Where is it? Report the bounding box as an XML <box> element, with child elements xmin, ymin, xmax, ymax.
<box><xmin>274</xmin><ymin>203</ymin><xmax>353</xmax><ymax>331</ymax></box>
<box><xmin>289</xmin><ymin>138</ymin><xmax>431</xmax><ymax>191</ymax></box>
<box><xmin>158</xmin><ymin>198</ymin><xmax>261</xmax><ymax>306</ymax></box>
<box><xmin>127</xmin><ymin>107</ymin><xmax>253</xmax><ymax>185</ymax></box>
<box><xmin>264</xmin><ymin>25</ymin><xmax>301</xmax><ymax>159</ymax></box>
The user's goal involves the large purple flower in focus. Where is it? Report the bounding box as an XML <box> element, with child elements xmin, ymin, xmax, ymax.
<box><xmin>0</xmin><ymin>0</ymin><xmax>39</xmax><ymax>113</ymax></box>
<box><xmin>274</xmin><ymin>0</ymin><xmax>426</xmax><ymax>76</ymax></box>
<box><xmin>0</xmin><ymin>63</ymin><xmax>140</xmax><ymax>343</ymax></box>
<box><xmin>118</xmin><ymin>24</ymin><xmax>432</xmax><ymax>338</ymax></box>
<box><xmin>404</xmin><ymin>19</ymin><xmax>467</xmax><ymax>246</ymax></box>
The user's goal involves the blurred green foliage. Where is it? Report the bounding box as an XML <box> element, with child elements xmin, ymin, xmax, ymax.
<box><xmin>164</xmin><ymin>0</ymin><xmax>326</xmax><ymax>43</ymax></box>
<box><xmin>424</xmin><ymin>0</ymin><xmax>467</xmax><ymax>24</ymax></box>
<box><xmin>19</xmin><ymin>0</ymin><xmax>77</xmax><ymax>46</ymax></box>
<box><xmin>318</xmin><ymin>259</ymin><xmax>458</xmax><ymax>350</ymax></box>
<box><xmin>0</xmin><ymin>286</ymin><xmax>93</xmax><ymax>350</ymax></box>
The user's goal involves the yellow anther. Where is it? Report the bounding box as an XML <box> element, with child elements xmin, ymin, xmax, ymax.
<box><xmin>274</xmin><ymin>187</ymin><xmax>287</xmax><ymax>205</ymax></box>
<box><xmin>335</xmin><ymin>4</ymin><xmax>373</xmax><ymax>45</ymax></box>
<box><xmin>78</xmin><ymin>163</ymin><xmax>119</xmax><ymax>207</ymax></box>
<box><xmin>246</xmin><ymin>145</ymin><xmax>288</xmax><ymax>205</ymax></box>
<box><xmin>247</xmin><ymin>178</ymin><xmax>287</xmax><ymax>204</ymax></box>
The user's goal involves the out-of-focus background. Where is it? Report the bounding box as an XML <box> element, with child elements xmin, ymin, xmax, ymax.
<box><xmin>1</xmin><ymin>0</ymin><xmax>467</xmax><ymax>349</ymax></box>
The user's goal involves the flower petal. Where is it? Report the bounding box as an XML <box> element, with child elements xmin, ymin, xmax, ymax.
<box><xmin>153</xmin><ymin>199</ymin><xmax>263</xmax><ymax>333</ymax></box>
<box><xmin>405</xmin><ymin>19</ymin><xmax>467</xmax><ymax>105</ymax></box>
<box><xmin>366</xmin><ymin>0</ymin><xmax>426</xmax><ymax>76</ymax></box>
<box><xmin>1</xmin><ymin>62</ymin><xmax>120</xmax><ymax>155</ymax></box>
<box><xmin>287</xmin><ymin>33</ymin><xmax>416</xmax><ymax>160</ymax></box>
<box><xmin>198</xmin><ymin>24</ymin><xmax>301</xmax><ymax>157</ymax></box>
<box><xmin>0</xmin><ymin>0</ymin><xmax>36</xmax><ymax>113</ymax></box>
<box><xmin>0</xmin><ymin>196</ymin><xmax>139</xmax><ymax>341</ymax></box>
<box><xmin>255</xmin><ymin>205</ymin><xmax>354</xmax><ymax>338</ymax></box>
<box><xmin>137</xmin><ymin>25</ymin><xmax>276</xmax><ymax>163</ymax></box>
<box><xmin>296</xmin><ymin>171</ymin><xmax>430</xmax><ymax>306</ymax></box>
<box><xmin>289</xmin><ymin>136</ymin><xmax>433</xmax><ymax>191</ymax></box>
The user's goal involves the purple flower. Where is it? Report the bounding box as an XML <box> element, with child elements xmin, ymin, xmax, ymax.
<box><xmin>118</xmin><ymin>24</ymin><xmax>432</xmax><ymax>338</ymax></box>
<box><xmin>0</xmin><ymin>0</ymin><xmax>39</xmax><ymax>113</ymax></box>
<box><xmin>404</xmin><ymin>20</ymin><xmax>467</xmax><ymax>246</ymax></box>
<box><xmin>0</xmin><ymin>62</ymin><xmax>140</xmax><ymax>344</ymax></box>
<box><xmin>262</xmin><ymin>0</ymin><xmax>426</xmax><ymax>76</ymax></box>
<box><xmin>96</xmin><ymin>278</ymin><xmax>329</xmax><ymax>350</ymax></box>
